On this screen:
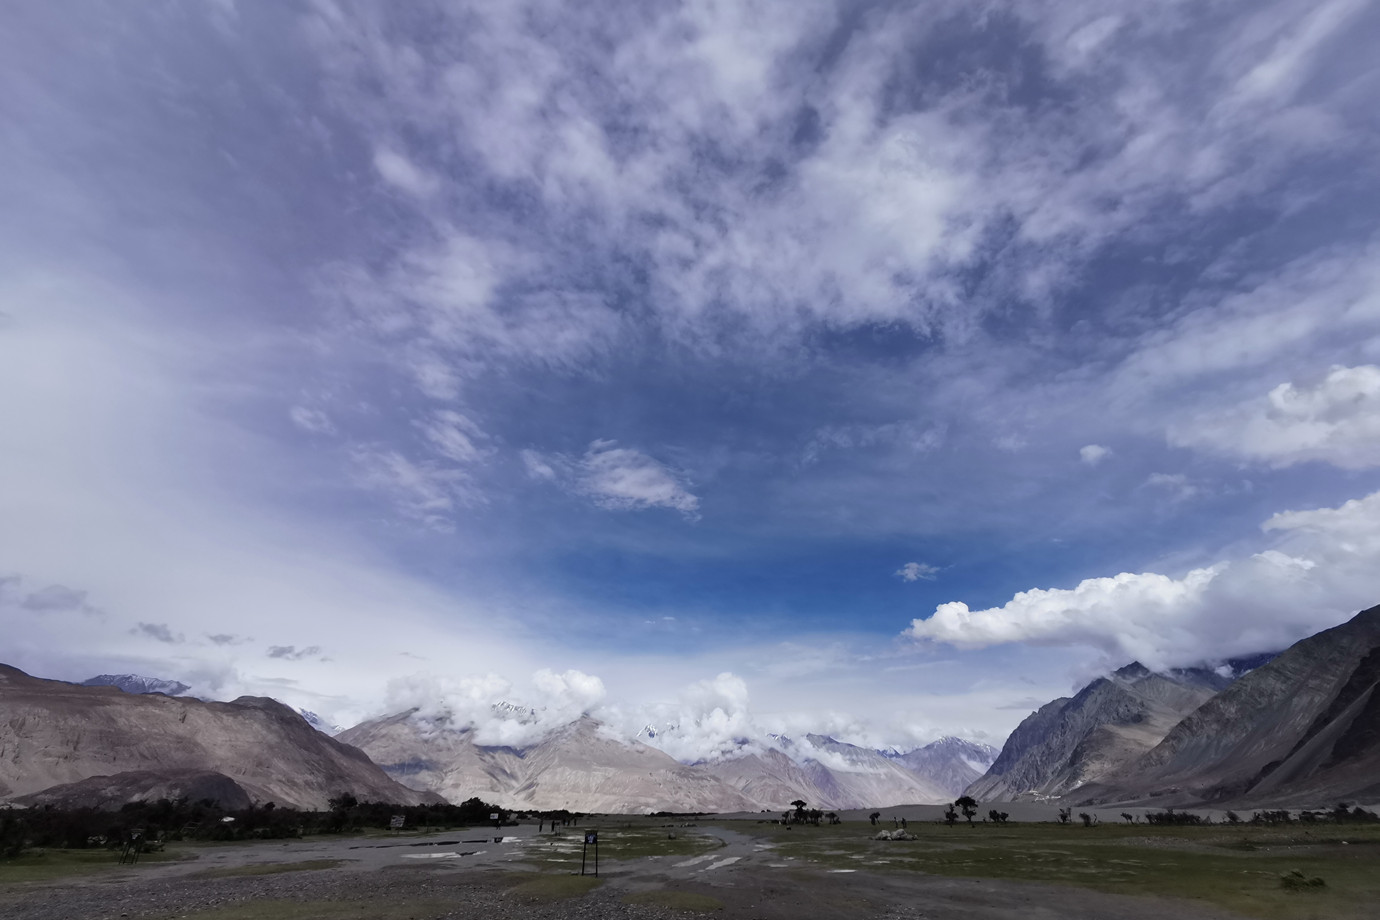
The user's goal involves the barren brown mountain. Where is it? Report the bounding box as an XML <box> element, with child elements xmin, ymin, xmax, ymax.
<box><xmin>0</xmin><ymin>664</ymin><xmax>439</xmax><ymax>810</ymax></box>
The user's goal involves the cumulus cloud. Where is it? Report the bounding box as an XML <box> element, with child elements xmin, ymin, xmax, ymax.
<box><xmin>1170</xmin><ymin>365</ymin><xmax>1380</xmax><ymax>469</ymax></box>
<box><xmin>616</xmin><ymin>672</ymin><xmax>758</xmax><ymax>764</ymax></box>
<box><xmin>906</xmin><ymin>488</ymin><xmax>1380</xmax><ymax>669</ymax></box>
<box><xmin>381</xmin><ymin>668</ymin><xmax>607</xmax><ymax>748</ymax></box>
<box><xmin>1079</xmin><ymin>444</ymin><xmax>1111</xmax><ymax>466</ymax></box>
<box><xmin>895</xmin><ymin>562</ymin><xmax>940</xmax><ymax>582</ymax></box>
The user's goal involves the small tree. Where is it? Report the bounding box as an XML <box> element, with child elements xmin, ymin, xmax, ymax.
<box><xmin>791</xmin><ymin>800</ymin><xmax>807</xmax><ymax>824</ymax></box>
<box><xmin>955</xmin><ymin>796</ymin><xmax>978</xmax><ymax>827</ymax></box>
<box><xmin>943</xmin><ymin>804</ymin><xmax>958</xmax><ymax>827</ymax></box>
<box><xmin>1058</xmin><ymin>807</ymin><xmax>1072</xmax><ymax>825</ymax></box>
<box><xmin>869</xmin><ymin>811</ymin><xmax>881</xmax><ymax>826</ymax></box>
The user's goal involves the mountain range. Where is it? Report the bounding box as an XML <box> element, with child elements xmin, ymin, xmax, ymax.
<box><xmin>334</xmin><ymin>711</ymin><xmax>992</xmax><ymax>813</ymax></box>
<box><xmin>966</xmin><ymin>604</ymin><xmax>1380</xmax><ymax>807</ymax></box>
<box><xmin>3</xmin><ymin>603</ymin><xmax>1377</xmax><ymax>813</ymax></box>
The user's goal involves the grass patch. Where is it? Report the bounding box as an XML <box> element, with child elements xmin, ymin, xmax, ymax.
<box><xmin>717</xmin><ymin>820</ymin><xmax>1380</xmax><ymax>920</ymax></box>
<box><xmin>524</xmin><ymin>825</ymin><xmax>722</xmax><ymax>872</ymax></box>
<box><xmin>190</xmin><ymin>858</ymin><xmax>346</xmax><ymax>879</ymax></box>
<box><xmin>153</xmin><ymin>899</ymin><xmax>461</xmax><ymax>920</ymax></box>
<box><xmin>0</xmin><ymin>846</ymin><xmax>191</xmax><ymax>885</ymax></box>
<box><xmin>624</xmin><ymin>890</ymin><xmax>725</xmax><ymax>912</ymax></box>
<box><xmin>508</xmin><ymin>873</ymin><xmax>603</xmax><ymax>901</ymax></box>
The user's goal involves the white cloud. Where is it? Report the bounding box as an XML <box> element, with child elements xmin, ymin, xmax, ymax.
<box><xmin>419</xmin><ymin>410</ymin><xmax>490</xmax><ymax>465</ymax></box>
<box><xmin>520</xmin><ymin>448</ymin><xmax>557</xmax><ymax>481</ymax></box>
<box><xmin>1079</xmin><ymin>444</ymin><xmax>1110</xmax><ymax>465</ymax></box>
<box><xmin>1144</xmin><ymin>472</ymin><xmax>1200</xmax><ymax>503</ymax></box>
<box><xmin>373</xmin><ymin>147</ymin><xmax>439</xmax><ymax>198</ymax></box>
<box><xmin>289</xmin><ymin>405</ymin><xmax>335</xmax><ymax>435</ymax></box>
<box><xmin>896</xmin><ymin>562</ymin><xmax>940</xmax><ymax>582</ymax></box>
<box><xmin>382</xmin><ymin>667</ymin><xmax>606</xmax><ymax>748</ymax></box>
<box><xmin>578</xmin><ymin>441</ymin><xmax>700</xmax><ymax>516</ymax></box>
<box><xmin>350</xmin><ymin>446</ymin><xmax>477</xmax><ymax>528</ymax></box>
<box><xmin>608</xmin><ymin>672</ymin><xmax>759</xmax><ymax>764</ymax></box>
<box><xmin>531</xmin><ymin>667</ymin><xmax>607</xmax><ymax>717</ymax></box>
<box><xmin>803</xmin><ymin>422</ymin><xmax>945</xmax><ymax>466</ymax></box>
<box><xmin>528</xmin><ymin>440</ymin><xmax>699</xmax><ymax>516</ymax></box>
<box><xmin>1170</xmin><ymin>365</ymin><xmax>1380</xmax><ymax>469</ymax></box>
<box><xmin>906</xmin><ymin>488</ymin><xmax>1380</xmax><ymax>669</ymax></box>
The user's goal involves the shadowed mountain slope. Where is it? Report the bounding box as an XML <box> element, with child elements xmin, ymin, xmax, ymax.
<box><xmin>886</xmin><ymin>737</ymin><xmax>999</xmax><ymax>798</ymax></box>
<box><xmin>1082</xmin><ymin>604</ymin><xmax>1380</xmax><ymax>806</ymax></box>
<box><xmin>0</xmin><ymin>664</ymin><xmax>439</xmax><ymax>810</ymax></box>
<box><xmin>966</xmin><ymin>664</ymin><xmax>1227</xmax><ymax>802</ymax></box>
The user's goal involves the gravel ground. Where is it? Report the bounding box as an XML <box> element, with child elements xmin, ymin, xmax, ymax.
<box><xmin>1</xmin><ymin>865</ymin><xmax>678</xmax><ymax>920</ymax></box>
<box><xmin>0</xmin><ymin>860</ymin><xmax>1245</xmax><ymax>920</ymax></box>
<box><xmin>0</xmin><ymin>825</ymin><xmax>1245</xmax><ymax>920</ymax></box>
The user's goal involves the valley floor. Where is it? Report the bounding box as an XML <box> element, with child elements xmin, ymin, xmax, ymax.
<box><xmin>2</xmin><ymin>814</ymin><xmax>1376</xmax><ymax>920</ymax></box>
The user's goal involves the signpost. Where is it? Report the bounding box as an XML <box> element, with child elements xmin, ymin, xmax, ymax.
<box><xmin>389</xmin><ymin>815</ymin><xmax>405</xmax><ymax>831</ymax></box>
<box><xmin>581</xmin><ymin>831</ymin><xmax>599</xmax><ymax>877</ymax></box>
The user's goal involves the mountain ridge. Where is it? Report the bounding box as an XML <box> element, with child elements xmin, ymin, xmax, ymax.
<box><xmin>0</xmin><ymin>664</ymin><xmax>439</xmax><ymax>810</ymax></box>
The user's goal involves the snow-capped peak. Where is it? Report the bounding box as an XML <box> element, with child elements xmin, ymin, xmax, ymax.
<box><xmin>82</xmin><ymin>674</ymin><xmax>190</xmax><ymax>696</ymax></box>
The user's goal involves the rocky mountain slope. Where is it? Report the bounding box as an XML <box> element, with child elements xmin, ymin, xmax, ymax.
<box><xmin>338</xmin><ymin>712</ymin><xmax>760</xmax><ymax>813</ymax></box>
<box><xmin>0</xmin><ymin>664</ymin><xmax>439</xmax><ymax>810</ymax></box>
<box><xmin>789</xmin><ymin>734</ymin><xmax>951</xmax><ymax>807</ymax></box>
<box><xmin>1080</xmin><ymin>604</ymin><xmax>1380</xmax><ymax>806</ymax></box>
<box><xmin>885</xmin><ymin>737</ymin><xmax>999</xmax><ymax>797</ymax></box>
<box><xmin>340</xmin><ymin>710</ymin><xmax>956</xmax><ymax>812</ymax></box>
<box><xmin>967</xmin><ymin>663</ymin><xmax>1228</xmax><ymax>802</ymax></box>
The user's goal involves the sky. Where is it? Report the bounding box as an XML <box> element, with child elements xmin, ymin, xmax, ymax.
<box><xmin>3</xmin><ymin>0</ymin><xmax>1380</xmax><ymax>759</ymax></box>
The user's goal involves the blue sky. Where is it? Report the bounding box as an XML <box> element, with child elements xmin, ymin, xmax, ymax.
<box><xmin>3</xmin><ymin>0</ymin><xmax>1380</xmax><ymax>756</ymax></box>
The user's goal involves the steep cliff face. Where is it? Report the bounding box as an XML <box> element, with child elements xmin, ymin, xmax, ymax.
<box><xmin>966</xmin><ymin>665</ymin><xmax>1225</xmax><ymax>801</ymax></box>
<box><xmin>1089</xmin><ymin>605</ymin><xmax>1380</xmax><ymax>805</ymax></box>
<box><xmin>0</xmin><ymin>665</ymin><xmax>438</xmax><ymax>810</ymax></box>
